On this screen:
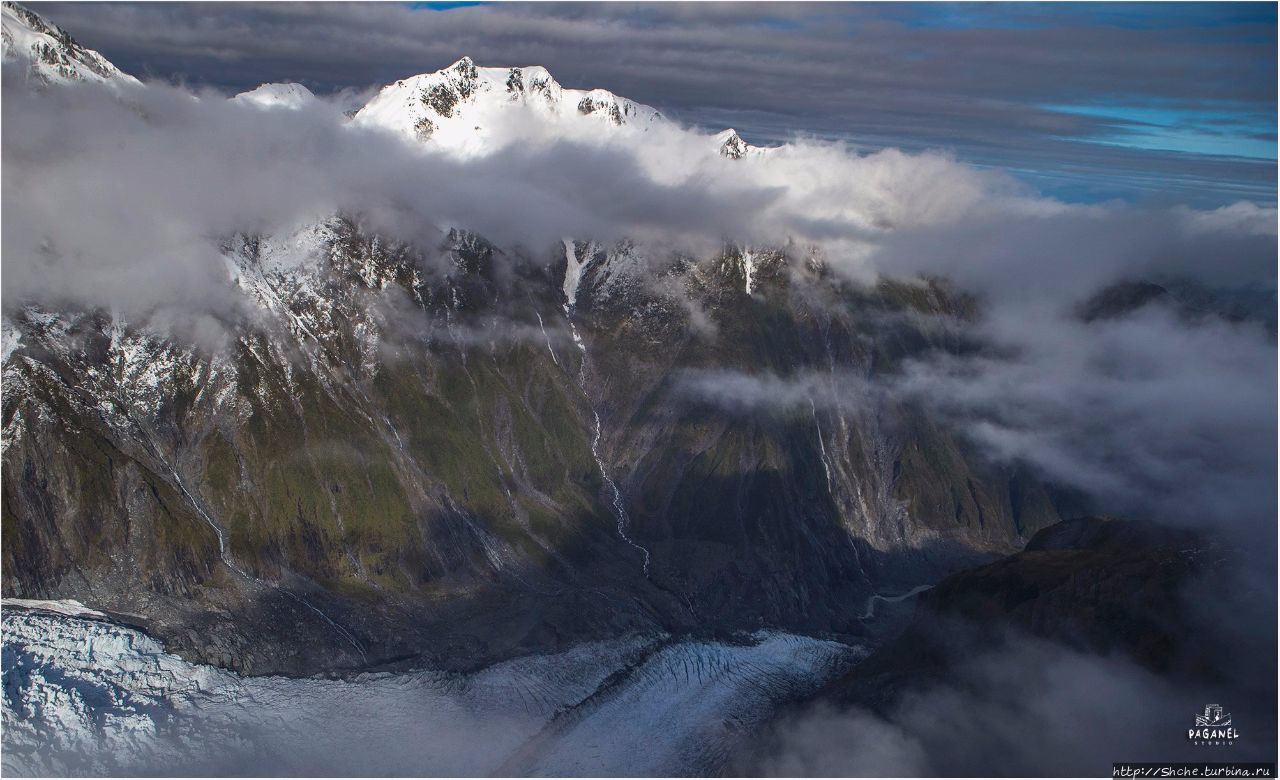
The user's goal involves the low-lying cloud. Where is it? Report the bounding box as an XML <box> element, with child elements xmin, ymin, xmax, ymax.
<box><xmin>749</xmin><ymin>557</ymin><xmax>1278</xmax><ymax>777</ymax></box>
<box><xmin>3</xmin><ymin>71</ymin><xmax>1275</xmax><ymax>546</ymax></box>
<box><xmin>3</xmin><ymin>74</ymin><xmax>1274</xmax><ymax>320</ymax></box>
<box><xmin>675</xmin><ymin>368</ymin><xmax>878</xmax><ymax>415</ymax></box>
<box><xmin>894</xmin><ymin>303</ymin><xmax>1276</xmax><ymax>538</ymax></box>
<box><xmin>753</xmin><ymin>633</ymin><xmax>1276</xmax><ymax>777</ymax></box>
<box><xmin>675</xmin><ymin>301</ymin><xmax>1276</xmax><ymax>540</ymax></box>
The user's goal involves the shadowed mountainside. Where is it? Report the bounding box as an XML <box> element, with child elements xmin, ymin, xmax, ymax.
<box><xmin>3</xmin><ymin>219</ymin><xmax>1066</xmax><ymax>674</ymax></box>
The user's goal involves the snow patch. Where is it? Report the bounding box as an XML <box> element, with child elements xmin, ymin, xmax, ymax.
<box><xmin>743</xmin><ymin>249</ymin><xmax>757</xmax><ymax>294</ymax></box>
<box><xmin>1</xmin><ymin>598</ymin><xmax>107</xmax><ymax>619</ymax></box>
<box><xmin>351</xmin><ymin>57</ymin><xmax>664</xmax><ymax>158</ymax></box>
<box><xmin>233</xmin><ymin>82</ymin><xmax>316</xmax><ymax>110</ymax></box>
<box><xmin>561</xmin><ymin>237</ymin><xmax>588</xmax><ymax>312</ymax></box>
<box><xmin>1</xmin><ymin>319</ymin><xmax>21</xmax><ymax>363</ymax></box>
<box><xmin>1</xmin><ymin>2</ymin><xmax>140</xmax><ymax>88</ymax></box>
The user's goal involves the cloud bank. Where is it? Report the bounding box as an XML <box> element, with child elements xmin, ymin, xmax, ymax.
<box><xmin>6</xmin><ymin>73</ymin><xmax>1272</xmax><ymax>313</ymax></box>
<box><xmin>753</xmin><ymin>633</ymin><xmax>1277</xmax><ymax>776</ymax></box>
<box><xmin>4</xmin><ymin>72</ymin><xmax>1276</xmax><ymax>543</ymax></box>
<box><xmin>26</xmin><ymin>2</ymin><xmax>1280</xmax><ymax>205</ymax></box>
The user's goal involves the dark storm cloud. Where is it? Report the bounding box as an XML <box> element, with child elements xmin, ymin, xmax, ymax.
<box><xmin>25</xmin><ymin>1</ymin><xmax>1279</xmax><ymax>206</ymax></box>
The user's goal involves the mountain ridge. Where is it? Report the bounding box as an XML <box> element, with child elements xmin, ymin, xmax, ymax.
<box><xmin>2</xmin><ymin>2</ymin><xmax>1065</xmax><ymax>676</ymax></box>
<box><xmin>351</xmin><ymin>55</ymin><xmax>665</xmax><ymax>152</ymax></box>
<box><xmin>1</xmin><ymin>1</ymin><xmax>138</xmax><ymax>87</ymax></box>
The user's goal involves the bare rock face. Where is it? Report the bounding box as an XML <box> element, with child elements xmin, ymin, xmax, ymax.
<box><xmin>3</xmin><ymin>215</ymin><xmax>1065</xmax><ymax>675</ymax></box>
<box><xmin>719</xmin><ymin>130</ymin><xmax>749</xmax><ymax>159</ymax></box>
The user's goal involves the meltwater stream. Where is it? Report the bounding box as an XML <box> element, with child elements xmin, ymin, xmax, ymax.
<box><xmin>560</xmin><ymin>239</ymin><xmax>653</xmax><ymax>577</ymax></box>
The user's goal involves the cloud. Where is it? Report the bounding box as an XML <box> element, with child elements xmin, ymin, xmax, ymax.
<box><xmin>892</xmin><ymin>305</ymin><xmax>1276</xmax><ymax>537</ymax></box>
<box><xmin>867</xmin><ymin>197</ymin><xmax>1278</xmax><ymax>299</ymax></box>
<box><xmin>26</xmin><ymin>1</ymin><xmax>1279</xmax><ymax>205</ymax></box>
<box><xmin>748</xmin><ymin>541</ymin><xmax>1280</xmax><ymax>776</ymax></box>
<box><xmin>2</xmin><ymin>68</ymin><xmax>1274</xmax><ymax>547</ymax></box>
<box><xmin>753</xmin><ymin>635</ymin><xmax>1276</xmax><ymax>777</ymax></box>
<box><xmin>671</xmin><ymin>297</ymin><xmax>1276</xmax><ymax>541</ymax></box>
<box><xmin>0</xmin><ymin>74</ymin><xmax>1022</xmax><ymax>325</ymax></box>
<box><xmin>674</xmin><ymin>368</ymin><xmax>883</xmax><ymax>417</ymax></box>
<box><xmin>0</xmin><ymin>80</ymin><xmax>751</xmax><ymax>322</ymax></box>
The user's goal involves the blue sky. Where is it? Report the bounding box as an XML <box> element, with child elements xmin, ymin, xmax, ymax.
<box><xmin>1046</xmin><ymin>103</ymin><xmax>1275</xmax><ymax>161</ymax></box>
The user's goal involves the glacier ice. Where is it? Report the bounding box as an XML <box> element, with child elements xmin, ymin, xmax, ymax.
<box><xmin>2</xmin><ymin>601</ymin><xmax>859</xmax><ymax>776</ymax></box>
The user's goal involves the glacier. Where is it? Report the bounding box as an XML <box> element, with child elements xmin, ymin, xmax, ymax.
<box><xmin>2</xmin><ymin>601</ymin><xmax>861</xmax><ymax>776</ymax></box>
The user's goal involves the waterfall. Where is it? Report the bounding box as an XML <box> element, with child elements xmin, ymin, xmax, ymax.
<box><xmin>561</xmin><ymin>239</ymin><xmax>652</xmax><ymax>577</ymax></box>
<box><xmin>809</xmin><ymin>397</ymin><xmax>834</xmax><ymax>494</ymax></box>
<box><xmin>534</xmin><ymin>310</ymin><xmax>559</xmax><ymax>366</ymax></box>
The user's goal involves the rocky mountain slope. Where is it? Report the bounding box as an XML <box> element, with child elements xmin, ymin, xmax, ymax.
<box><xmin>1</xmin><ymin>4</ymin><xmax>1067</xmax><ymax>676</ymax></box>
<box><xmin>0</xmin><ymin>1</ymin><xmax>137</xmax><ymax>87</ymax></box>
<box><xmin>352</xmin><ymin>56</ymin><xmax>663</xmax><ymax>152</ymax></box>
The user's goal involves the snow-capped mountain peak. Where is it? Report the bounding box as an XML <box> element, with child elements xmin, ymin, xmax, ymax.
<box><xmin>233</xmin><ymin>82</ymin><xmax>316</xmax><ymax>110</ymax></box>
<box><xmin>352</xmin><ymin>57</ymin><xmax>663</xmax><ymax>155</ymax></box>
<box><xmin>1</xmin><ymin>1</ymin><xmax>139</xmax><ymax>88</ymax></box>
<box><xmin>716</xmin><ymin>128</ymin><xmax>764</xmax><ymax>160</ymax></box>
